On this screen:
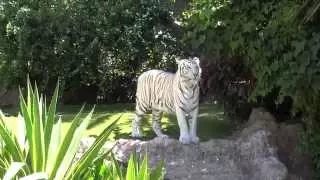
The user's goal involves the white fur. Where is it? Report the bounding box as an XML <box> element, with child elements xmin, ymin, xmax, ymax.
<box><xmin>132</xmin><ymin>57</ymin><xmax>201</xmax><ymax>144</ymax></box>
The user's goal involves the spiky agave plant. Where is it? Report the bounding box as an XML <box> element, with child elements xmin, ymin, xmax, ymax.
<box><xmin>0</xmin><ymin>79</ymin><xmax>119</xmax><ymax>180</ymax></box>
<box><xmin>85</xmin><ymin>152</ymin><xmax>165</xmax><ymax>180</ymax></box>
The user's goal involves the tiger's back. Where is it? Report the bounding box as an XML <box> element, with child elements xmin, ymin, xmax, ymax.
<box><xmin>136</xmin><ymin>69</ymin><xmax>175</xmax><ymax>114</ymax></box>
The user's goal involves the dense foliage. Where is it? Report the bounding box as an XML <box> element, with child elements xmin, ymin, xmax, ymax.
<box><xmin>183</xmin><ymin>0</ymin><xmax>320</xmax><ymax>116</ymax></box>
<box><xmin>182</xmin><ymin>0</ymin><xmax>320</xmax><ymax>178</ymax></box>
<box><xmin>0</xmin><ymin>0</ymin><xmax>182</xmax><ymax>103</ymax></box>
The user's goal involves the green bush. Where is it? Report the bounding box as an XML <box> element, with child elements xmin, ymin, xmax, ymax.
<box><xmin>182</xmin><ymin>0</ymin><xmax>320</xmax><ymax>119</ymax></box>
<box><xmin>0</xmin><ymin>0</ymin><xmax>182</xmax><ymax>102</ymax></box>
<box><xmin>0</xmin><ymin>79</ymin><xmax>118</xmax><ymax>179</ymax></box>
<box><xmin>182</xmin><ymin>0</ymin><xmax>320</xmax><ymax>178</ymax></box>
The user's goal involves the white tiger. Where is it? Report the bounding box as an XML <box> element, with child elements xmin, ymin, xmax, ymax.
<box><xmin>132</xmin><ymin>57</ymin><xmax>201</xmax><ymax>144</ymax></box>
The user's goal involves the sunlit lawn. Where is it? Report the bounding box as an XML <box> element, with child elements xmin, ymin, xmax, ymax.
<box><xmin>1</xmin><ymin>103</ymin><xmax>234</xmax><ymax>142</ymax></box>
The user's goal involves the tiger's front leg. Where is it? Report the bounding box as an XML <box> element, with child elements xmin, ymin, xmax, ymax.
<box><xmin>132</xmin><ymin>113</ymin><xmax>143</xmax><ymax>138</ymax></box>
<box><xmin>188</xmin><ymin>107</ymin><xmax>199</xmax><ymax>143</ymax></box>
<box><xmin>176</xmin><ymin>108</ymin><xmax>190</xmax><ymax>144</ymax></box>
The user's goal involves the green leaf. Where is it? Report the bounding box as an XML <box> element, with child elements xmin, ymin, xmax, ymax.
<box><xmin>17</xmin><ymin>113</ymin><xmax>27</xmax><ymax>151</ymax></box>
<box><xmin>0</xmin><ymin>111</ymin><xmax>25</xmax><ymax>164</ymax></box>
<box><xmin>45</xmin><ymin>116</ymin><xmax>62</xmax><ymax>174</ymax></box>
<box><xmin>3</xmin><ymin>162</ymin><xmax>25</xmax><ymax>180</ymax></box>
<box><xmin>138</xmin><ymin>154</ymin><xmax>149</xmax><ymax>180</ymax></box>
<box><xmin>126</xmin><ymin>152</ymin><xmax>137</xmax><ymax>180</ymax></box>
<box><xmin>111</xmin><ymin>153</ymin><xmax>124</xmax><ymax>180</ymax></box>
<box><xmin>19</xmin><ymin>87</ymin><xmax>33</xmax><ymax>157</ymax></box>
<box><xmin>48</xmin><ymin>105</ymin><xmax>85</xmax><ymax>178</ymax></box>
<box><xmin>20</xmin><ymin>172</ymin><xmax>49</xmax><ymax>180</ymax></box>
<box><xmin>230</xmin><ymin>40</ymin><xmax>239</xmax><ymax>51</ymax></box>
<box><xmin>26</xmin><ymin>77</ymin><xmax>33</xmax><ymax>119</ymax></box>
<box><xmin>293</xmin><ymin>40</ymin><xmax>305</xmax><ymax>56</ymax></box>
<box><xmin>31</xmin><ymin>83</ymin><xmax>45</xmax><ymax>171</ymax></box>
<box><xmin>53</xmin><ymin>107</ymin><xmax>94</xmax><ymax>180</ymax></box>
<box><xmin>65</xmin><ymin>115</ymin><xmax>120</xmax><ymax>179</ymax></box>
<box><xmin>243</xmin><ymin>22</ymin><xmax>254</xmax><ymax>32</ymax></box>
<box><xmin>150</xmin><ymin>160</ymin><xmax>165</xmax><ymax>180</ymax></box>
<box><xmin>44</xmin><ymin>82</ymin><xmax>59</xmax><ymax>163</ymax></box>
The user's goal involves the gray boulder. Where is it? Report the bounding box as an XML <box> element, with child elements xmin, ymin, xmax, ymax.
<box><xmin>111</xmin><ymin>108</ymin><xmax>288</xmax><ymax>180</ymax></box>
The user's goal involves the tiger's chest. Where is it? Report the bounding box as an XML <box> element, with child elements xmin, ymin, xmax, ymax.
<box><xmin>173</xmin><ymin>85</ymin><xmax>199</xmax><ymax>113</ymax></box>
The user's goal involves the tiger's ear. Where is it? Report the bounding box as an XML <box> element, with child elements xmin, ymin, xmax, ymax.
<box><xmin>193</xmin><ymin>57</ymin><xmax>200</xmax><ymax>65</ymax></box>
<box><xmin>175</xmin><ymin>57</ymin><xmax>182</xmax><ymax>64</ymax></box>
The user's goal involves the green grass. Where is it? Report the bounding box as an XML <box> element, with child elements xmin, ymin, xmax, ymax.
<box><xmin>1</xmin><ymin>103</ymin><xmax>234</xmax><ymax>141</ymax></box>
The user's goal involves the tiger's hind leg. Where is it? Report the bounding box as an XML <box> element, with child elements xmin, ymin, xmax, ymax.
<box><xmin>152</xmin><ymin>110</ymin><xmax>168</xmax><ymax>138</ymax></box>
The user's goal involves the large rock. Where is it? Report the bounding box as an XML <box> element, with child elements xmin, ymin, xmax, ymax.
<box><xmin>77</xmin><ymin>108</ymin><xmax>312</xmax><ymax>179</ymax></box>
<box><xmin>276</xmin><ymin>123</ymin><xmax>312</xmax><ymax>180</ymax></box>
<box><xmin>110</xmin><ymin>108</ymin><xmax>288</xmax><ymax>180</ymax></box>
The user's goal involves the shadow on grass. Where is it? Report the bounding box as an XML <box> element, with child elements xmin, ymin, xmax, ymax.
<box><xmin>1</xmin><ymin>106</ymin><xmax>19</xmax><ymax>116</ymax></box>
<box><xmin>160</xmin><ymin>109</ymin><xmax>232</xmax><ymax>142</ymax></box>
<box><xmin>111</xmin><ymin>115</ymin><xmax>155</xmax><ymax>140</ymax></box>
<box><xmin>109</xmin><ymin>104</ymin><xmax>233</xmax><ymax>142</ymax></box>
<box><xmin>1</xmin><ymin>103</ymin><xmax>234</xmax><ymax>141</ymax></box>
<box><xmin>87</xmin><ymin>113</ymin><xmax>112</xmax><ymax>129</ymax></box>
<box><xmin>56</xmin><ymin>103</ymin><xmax>134</xmax><ymax>122</ymax></box>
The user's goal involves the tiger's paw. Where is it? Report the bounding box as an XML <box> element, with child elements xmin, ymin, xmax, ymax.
<box><xmin>158</xmin><ymin>134</ymin><xmax>169</xmax><ymax>138</ymax></box>
<box><xmin>190</xmin><ymin>136</ymin><xmax>200</xmax><ymax>144</ymax></box>
<box><xmin>131</xmin><ymin>131</ymin><xmax>142</xmax><ymax>139</ymax></box>
<box><xmin>179</xmin><ymin>134</ymin><xmax>191</xmax><ymax>144</ymax></box>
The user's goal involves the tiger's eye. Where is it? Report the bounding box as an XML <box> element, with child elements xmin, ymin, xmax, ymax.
<box><xmin>183</xmin><ymin>66</ymin><xmax>187</xmax><ymax>71</ymax></box>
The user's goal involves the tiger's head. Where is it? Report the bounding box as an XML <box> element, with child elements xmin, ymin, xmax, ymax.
<box><xmin>176</xmin><ymin>57</ymin><xmax>202</xmax><ymax>82</ymax></box>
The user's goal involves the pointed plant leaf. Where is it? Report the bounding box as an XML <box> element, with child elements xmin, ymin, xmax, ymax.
<box><xmin>150</xmin><ymin>159</ymin><xmax>165</xmax><ymax>180</ymax></box>
<box><xmin>27</xmin><ymin>77</ymin><xmax>33</xmax><ymax>117</ymax></box>
<box><xmin>52</xmin><ymin>107</ymin><xmax>93</xmax><ymax>180</ymax></box>
<box><xmin>138</xmin><ymin>154</ymin><xmax>149</xmax><ymax>180</ymax></box>
<box><xmin>54</xmin><ymin>110</ymin><xmax>93</xmax><ymax>179</ymax></box>
<box><xmin>46</xmin><ymin>115</ymin><xmax>62</xmax><ymax>174</ymax></box>
<box><xmin>20</xmin><ymin>172</ymin><xmax>49</xmax><ymax>180</ymax></box>
<box><xmin>48</xmin><ymin>105</ymin><xmax>85</xmax><ymax>178</ymax></box>
<box><xmin>19</xmin><ymin>87</ymin><xmax>33</xmax><ymax>145</ymax></box>
<box><xmin>17</xmin><ymin>113</ymin><xmax>27</xmax><ymax>153</ymax></box>
<box><xmin>111</xmin><ymin>153</ymin><xmax>124</xmax><ymax>180</ymax></box>
<box><xmin>126</xmin><ymin>152</ymin><xmax>137</xmax><ymax>180</ymax></box>
<box><xmin>65</xmin><ymin>115</ymin><xmax>120</xmax><ymax>179</ymax></box>
<box><xmin>0</xmin><ymin>111</ymin><xmax>25</xmax><ymax>163</ymax></box>
<box><xmin>31</xmin><ymin>83</ymin><xmax>45</xmax><ymax>172</ymax></box>
<box><xmin>44</xmin><ymin>82</ymin><xmax>59</xmax><ymax>162</ymax></box>
<box><xmin>3</xmin><ymin>162</ymin><xmax>25</xmax><ymax>180</ymax></box>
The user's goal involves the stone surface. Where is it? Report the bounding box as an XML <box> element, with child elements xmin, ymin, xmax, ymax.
<box><xmin>109</xmin><ymin>108</ymin><xmax>288</xmax><ymax>180</ymax></box>
<box><xmin>75</xmin><ymin>136</ymin><xmax>115</xmax><ymax>162</ymax></box>
<box><xmin>111</xmin><ymin>135</ymin><xmax>287</xmax><ymax>180</ymax></box>
<box><xmin>76</xmin><ymin>108</ymin><xmax>311</xmax><ymax>180</ymax></box>
<box><xmin>276</xmin><ymin>123</ymin><xmax>312</xmax><ymax>180</ymax></box>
